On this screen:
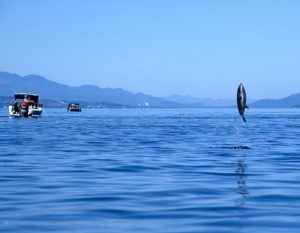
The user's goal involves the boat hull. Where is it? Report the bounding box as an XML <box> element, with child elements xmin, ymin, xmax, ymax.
<box><xmin>68</xmin><ymin>109</ymin><xmax>81</xmax><ymax>112</ymax></box>
<box><xmin>9</xmin><ymin>105</ymin><xmax>43</xmax><ymax>118</ymax></box>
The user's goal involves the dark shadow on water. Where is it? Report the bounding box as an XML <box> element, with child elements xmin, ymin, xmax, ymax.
<box><xmin>210</xmin><ymin>145</ymin><xmax>251</xmax><ymax>150</ymax></box>
<box><xmin>228</xmin><ymin>145</ymin><xmax>251</xmax><ymax>150</ymax></box>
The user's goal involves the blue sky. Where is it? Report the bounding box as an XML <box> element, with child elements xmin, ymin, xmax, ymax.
<box><xmin>0</xmin><ymin>0</ymin><xmax>300</xmax><ymax>99</ymax></box>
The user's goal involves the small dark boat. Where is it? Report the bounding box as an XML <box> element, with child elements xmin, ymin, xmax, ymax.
<box><xmin>67</xmin><ymin>103</ymin><xmax>81</xmax><ymax>112</ymax></box>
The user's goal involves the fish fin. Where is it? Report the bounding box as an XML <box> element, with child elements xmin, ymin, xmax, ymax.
<box><xmin>242</xmin><ymin>115</ymin><xmax>246</xmax><ymax>122</ymax></box>
<box><xmin>245</xmin><ymin>105</ymin><xmax>249</xmax><ymax>110</ymax></box>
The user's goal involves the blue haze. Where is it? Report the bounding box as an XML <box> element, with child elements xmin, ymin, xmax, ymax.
<box><xmin>0</xmin><ymin>108</ymin><xmax>300</xmax><ymax>232</ymax></box>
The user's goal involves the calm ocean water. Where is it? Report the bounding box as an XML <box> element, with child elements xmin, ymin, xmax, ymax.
<box><xmin>0</xmin><ymin>108</ymin><xmax>300</xmax><ymax>233</ymax></box>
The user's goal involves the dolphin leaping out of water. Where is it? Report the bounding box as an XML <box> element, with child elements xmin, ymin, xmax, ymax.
<box><xmin>237</xmin><ymin>83</ymin><xmax>249</xmax><ymax>122</ymax></box>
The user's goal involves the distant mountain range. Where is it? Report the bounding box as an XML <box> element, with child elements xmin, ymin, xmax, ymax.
<box><xmin>0</xmin><ymin>72</ymin><xmax>180</xmax><ymax>108</ymax></box>
<box><xmin>167</xmin><ymin>93</ymin><xmax>300</xmax><ymax>109</ymax></box>
<box><xmin>250</xmin><ymin>93</ymin><xmax>300</xmax><ymax>108</ymax></box>
<box><xmin>1</xmin><ymin>71</ymin><xmax>300</xmax><ymax>108</ymax></box>
<box><xmin>166</xmin><ymin>95</ymin><xmax>236</xmax><ymax>107</ymax></box>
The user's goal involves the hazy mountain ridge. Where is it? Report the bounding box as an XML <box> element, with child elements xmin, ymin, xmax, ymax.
<box><xmin>166</xmin><ymin>95</ymin><xmax>237</xmax><ymax>107</ymax></box>
<box><xmin>250</xmin><ymin>93</ymin><xmax>300</xmax><ymax>108</ymax></box>
<box><xmin>0</xmin><ymin>72</ymin><xmax>181</xmax><ymax>108</ymax></box>
<box><xmin>1</xmin><ymin>71</ymin><xmax>300</xmax><ymax>108</ymax></box>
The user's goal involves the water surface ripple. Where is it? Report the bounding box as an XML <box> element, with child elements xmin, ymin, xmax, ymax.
<box><xmin>0</xmin><ymin>109</ymin><xmax>300</xmax><ymax>233</ymax></box>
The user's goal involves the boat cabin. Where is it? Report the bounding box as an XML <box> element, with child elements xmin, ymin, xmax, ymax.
<box><xmin>67</xmin><ymin>103</ymin><xmax>81</xmax><ymax>112</ymax></box>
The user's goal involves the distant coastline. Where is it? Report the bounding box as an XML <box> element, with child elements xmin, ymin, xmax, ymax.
<box><xmin>1</xmin><ymin>71</ymin><xmax>300</xmax><ymax>108</ymax></box>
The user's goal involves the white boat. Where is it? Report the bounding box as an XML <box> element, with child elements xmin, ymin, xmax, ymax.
<box><xmin>9</xmin><ymin>93</ymin><xmax>43</xmax><ymax>118</ymax></box>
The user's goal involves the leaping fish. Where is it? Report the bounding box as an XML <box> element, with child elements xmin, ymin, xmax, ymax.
<box><xmin>237</xmin><ymin>83</ymin><xmax>249</xmax><ymax>122</ymax></box>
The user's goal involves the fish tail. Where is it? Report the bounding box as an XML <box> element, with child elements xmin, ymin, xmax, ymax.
<box><xmin>242</xmin><ymin>115</ymin><xmax>246</xmax><ymax>122</ymax></box>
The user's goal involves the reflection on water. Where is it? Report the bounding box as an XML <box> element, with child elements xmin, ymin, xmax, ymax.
<box><xmin>236</xmin><ymin>157</ymin><xmax>249</xmax><ymax>208</ymax></box>
<box><xmin>235</xmin><ymin>154</ymin><xmax>249</xmax><ymax>233</ymax></box>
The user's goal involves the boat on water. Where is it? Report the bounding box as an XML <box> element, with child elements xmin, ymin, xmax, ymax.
<box><xmin>9</xmin><ymin>93</ymin><xmax>43</xmax><ymax>117</ymax></box>
<box><xmin>67</xmin><ymin>103</ymin><xmax>81</xmax><ymax>112</ymax></box>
